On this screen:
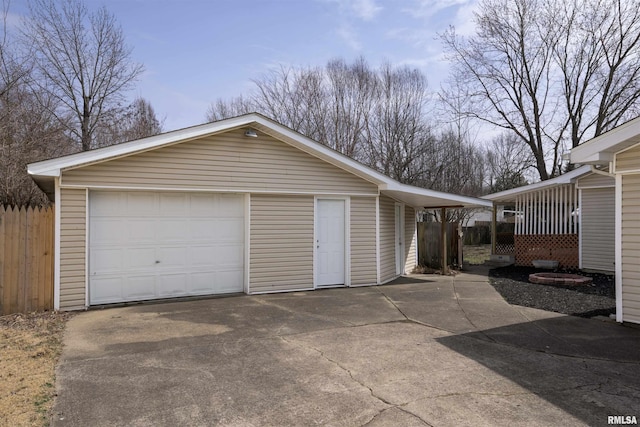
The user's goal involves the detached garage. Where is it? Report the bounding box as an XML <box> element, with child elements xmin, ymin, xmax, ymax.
<box><xmin>29</xmin><ymin>113</ymin><xmax>490</xmax><ymax>311</ymax></box>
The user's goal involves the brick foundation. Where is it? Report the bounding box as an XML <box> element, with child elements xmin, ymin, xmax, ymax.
<box><xmin>514</xmin><ymin>234</ymin><xmax>579</xmax><ymax>268</ymax></box>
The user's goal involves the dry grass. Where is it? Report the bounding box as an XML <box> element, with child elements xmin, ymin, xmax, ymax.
<box><xmin>463</xmin><ymin>244</ymin><xmax>492</xmax><ymax>265</ymax></box>
<box><xmin>0</xmin><ymin>311</ymin><xmax>74</xmax><ymax>427</ymax></box>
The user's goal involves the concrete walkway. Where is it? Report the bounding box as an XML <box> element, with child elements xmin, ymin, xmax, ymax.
<box><xmin>52</xmin><ymin>267</ymin><xmax>640</xmax><ymax>426</ymax></box>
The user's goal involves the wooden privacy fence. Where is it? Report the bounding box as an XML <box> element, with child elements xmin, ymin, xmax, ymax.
<box><xmin>417</xmin><ymin>222</ymin><xmax>459</xmax><ymax>269</ymax></box>
<box><xmin>0</xmin><ymin>205</ymin><xmax>54</xmax><ymax>315</ymax></box>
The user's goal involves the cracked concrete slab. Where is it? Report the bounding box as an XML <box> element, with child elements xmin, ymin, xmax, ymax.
<box><xmin>52</xmin><ymin>269</ymin><xmax>640</xmax><ymax>426</ymax></box>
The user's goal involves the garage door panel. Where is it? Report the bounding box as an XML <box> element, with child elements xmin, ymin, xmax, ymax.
<box><xmin>218</xmin><ymin>194</ymin><xmax>245</xmax><ymax>215</ymax></box>
<box><xmin>91</xmin><ymin>218</ymin><xmax>125</xmax><ymax>245</ymax></box>
<box><xmin>128</xmin><ymin>220</ymin><xmax>157</xmax><ymax>242</ymax></box>
<box><xmin>189</xmin><ymin>272</ymin><xmax>218</xmax><ymax>293</ymax></box>
<box><xmin>125</xmin><ymin>276</ymin><xmax>156</xmax><ymax>300</ymax></box>
<box><xmin>91</xmin><ymin>192</ymin><xmax>124</xmax><ymax>216</ymax></box>
<box><xmin>127</xmin><ymin>193</ymin><xmax>157</xmax><ymax>214</ymax></box>
<box><xmin>215</xmin><ymin>218</ymin><xmax>244</xmax><ymax>240</ymax></box>
<box><xmin>189</xmin><ymin>219</ymin><xmax>218</xmax><ymax>240</ymax></box>
<box><xmin>89</xmin><ymin>191</ymin><xmax>245</xmax><ymax>305</ymax></box>
<box><xmin>91</xmin><ymin>248</ymin><xmax>123</xmax><ymax>273</ymax></box>
<box><xmin>156</xmin><ymin>220</ymin><xmax>188</xmax><ymax>240</ymax></box>
<box><xmin>159</xmin><ymin>193</ymin><xmax>188</xmax><ymax>215</ymax></box>
<box><xmin>158</xmin><ymin>274</ymin><xmax>188</xmax><ymax>297</ymax></box>
<box><xmin>157</xmin><ymin>246</ymin><xmax>188</xmax><ymax>267</ymax></box>
<box><xmin>216</xmin><ymin>244</ymin><xmax>244</xmax><ymax>267</ymax></box>
<box><xmin>90</xmin><ymin>277</ymin><xmax>123</xmax><ymax>304</ymax></box>
<box><xmin>189</xmin><ymin>246</ymin><xmax>217</xmax><ymax>265</ymax></box>
<box><xmin>190</xmin><ymin>194</ymin><xmax>218</xmax><ymax>215</ymax></box>
<box><xmin>124</xmin><ymin>248</ymin><xmax>156</xmax><ymax>269</ymax></box>
<box><xmin>214</xmin><ymin>270</ymin><xmax>244</xmax><ymax>292</ymax></box>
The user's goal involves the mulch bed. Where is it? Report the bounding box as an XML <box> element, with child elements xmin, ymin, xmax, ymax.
<box><xmin>488</xmin><ymin>266</ymin><xmax>615</xmax><ymax>318</ymax></box>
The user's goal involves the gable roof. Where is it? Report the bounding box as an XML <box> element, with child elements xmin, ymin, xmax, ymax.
<box><xmin>28</xmin><ymin>113</ymin><xmax>491</xmax><ymax>209</ymax></box>
<box><xmin>571</xmin><ymin>116</ymin><xmax>640</xmax><ymax>164</ymax></box>
<box><xmin>482</xmin><ymin>165</ymin><xmax>592</xmax><ymax>203</ymax></box>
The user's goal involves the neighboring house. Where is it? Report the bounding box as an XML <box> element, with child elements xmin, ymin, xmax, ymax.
<box><xmin>28</xmin><ymin>113</ymin><xmax>490</xmax><ymax>311</ymax></box>
<box><xmin>483</xmin><ymin>166</ymin><xmax>615</xmax><ymax>272</ymax></box>
<box><xmin>571</xmin><ymin>116</ymin><xmax>640</xmax><ymax>324</ymax></box>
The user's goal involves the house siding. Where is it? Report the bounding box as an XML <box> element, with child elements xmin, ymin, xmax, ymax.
<box><xmin>616</xmin><ymin>143</ymin><xmax>640</xmax><ymax>173</ymax></box>
<box><xmin>379</xmin><ymin>195</ymin><xmax>396</xmax><ymax>283</ymax></box>
<box><xmin>621</xmin><ymin>174</ymin><xmax>640</xmax><ymax>323</ymax></box>
<box><xmin>62</xmin><ymin>129</ymin><xmax>378</xmax><ymax>195</ymax></box>
<box><xmin>576</xmin><ymin>172</ymin><xmax>615</xmax><ymax>188</ymax></box>
<box><xmin>404</xmin><ymin>206</ymin><xmax>416</xmax><ymax>274</ymax></box>
<box><xmin>59</xmin><ymin>188</ymin><xmax>86</xmax><ymax>310</ymax></box>
<box><xmin>249</xmin><ymin>194</ymin><xmax>314</xmax><ymax>293</ymax></box>
<box><xmin>350</xmin><ymin>197</ymin><xmax>377</xmax><ymax>286</ymax></box>
<box><xmin>581</xmin><ymin>187</ymin><xmax>615</xmax><ymax>272</ymax></box>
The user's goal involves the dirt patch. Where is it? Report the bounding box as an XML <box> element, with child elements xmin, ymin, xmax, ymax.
<box><xmin>489</xmin><ymin>266</ymin><xmax>615</xmax><ymax>318</ymax></box>
<box><xmin>0</xmin><ymin>311</ymin><xmax>74</xmax><ymax>427</ymax></box>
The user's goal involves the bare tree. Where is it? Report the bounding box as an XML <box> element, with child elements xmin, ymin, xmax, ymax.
<box><xmin>0</xmin><ymin>81</ymin><xmax>73</xmax><ymax>205</ymax></box>
<box><xmin>441</xmin><ymin>0</ymin><xmax>640</xmax><ymax>181</ymax></box>
<box><xmin>207</xmin><ymin>58</ymin><xmax>447</xmax><ymax>187</ymax></box>
<box><xmin>206</xmin><ymin>95</ymin><xmax>254</xmax><ymax>122</ymax></box>
<box><xmin>93</xmin><ymin>97</ymin><xmax>163</xmax><ymax>147</ymax></box>
<box><xmin>24</xmin><ymin>0</ymin><xmax>143</xmax><ymax>151</ymax></box>
<box><xmin>365</xmin><ymin>63</ymin><xmax>431</xmax><ymax>184</ymax></box>
<box><xmin>485</xmin><ymin>133</ymin><xmax>533</xmax><ymax>193</ymax></box>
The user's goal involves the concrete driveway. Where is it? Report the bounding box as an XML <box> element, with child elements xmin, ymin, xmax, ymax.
<box><xmin>52</xmin><ymin>268</ymin><xmax>640</xmax><ymax>426</ymax></box>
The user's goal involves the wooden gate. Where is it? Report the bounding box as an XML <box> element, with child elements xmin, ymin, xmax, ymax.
<box><xmin>417</xmin><ymin>222</ymin><xmax>459</xmax><ymax>269</ymax></box>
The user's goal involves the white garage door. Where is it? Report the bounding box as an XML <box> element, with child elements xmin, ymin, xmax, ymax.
<box><xmin>89</xmin><ymin>191</ymin><xmax>244</xmax><ymax>305</ymax></box>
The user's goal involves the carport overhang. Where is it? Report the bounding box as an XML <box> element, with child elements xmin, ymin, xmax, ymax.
<box><xmin>380</xmin><ymin>183</ymin><xmax>492</xmax><ymax>210</ymax></box>
<box><xmin>380</xmin><ymin>183</ymin><xmax>491</xmax><ymax>274</ymax></box>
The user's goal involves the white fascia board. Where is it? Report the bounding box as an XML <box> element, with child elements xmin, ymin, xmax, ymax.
<box><xmin>483</xmin><ymin>166</ymin><xmax>591</xmax><ymax>202</ymax></box>
<box><xmin>27</xmin><ymin>114</ymin><xmax>262</xmax><ymax>178</ymax></box>
<box><xmin>27</xmin><ymin>112</ymin><xmax>393</xmax><ymax>187</ymax></box>
<box><xmin>381</xmin><ymin>182</ymin><xmax>492</xmax><ymax>208</ymax></box>
<box><xmin>571</xmin><ymin>116</ymin><xmax>640</xmax><ymax>164</ymax></box>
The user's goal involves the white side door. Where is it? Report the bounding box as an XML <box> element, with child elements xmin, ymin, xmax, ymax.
<box><xmin>316</xmin><ymin>199</ymin><xmax>346</xmax><ymax>287</ymax></box>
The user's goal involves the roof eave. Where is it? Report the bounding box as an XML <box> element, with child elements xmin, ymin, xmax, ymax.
<box><xmin>571</xmin><ymin>115</ymin><xmax>640</xmax><ymax>164</ymax></box>
<box><xmin>483</xmin><ymin>165</ymin><xmax>591</xmax><ymax>202</ymax></box>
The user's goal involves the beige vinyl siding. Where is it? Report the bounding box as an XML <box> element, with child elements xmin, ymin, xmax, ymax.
<box><xmin>62</xmin><ymin>129</ymin><xmax>378</xmax><ymax>195</ymax></box>
<box><xmin>379</xmin><ymin>195</ymin><xmax>396</xmax><ymax>283</ymax></box>
<box><xmin>59</xmin><ymin>188</ymin><xmax>86</xmax><ymax>310</ymax></box>
<box><xmin>581</xmin><ymin>188</ymin><xmax>615</xmax><ymax>272</ymax></box>
<box><xmin>576</xmin><ymin>172</ymin><xmax>615</xmax><ymax>188</ymax></box>
<box><xmin>621</xmin><ymin>174</ymin><xmax>640</xmax><ymax>323</ymax></box>
<box><xmin>350</xmin><ymin>197</ymin><xmax>377</xmax><ymax>286</ymax></box>
<box><xmin>616</xmin><ymin>143</ymin><xmax>640</xmax><ymax>173</ymax></box>
<box><xmin>249</xmin><ymin>194</ymin><xmax>314</xmax><ymax>293</ymax></box>
<box><xmin>404</xmin><ymin>206</ymin><xmax>416</xmax><ymax>274</ymax></box>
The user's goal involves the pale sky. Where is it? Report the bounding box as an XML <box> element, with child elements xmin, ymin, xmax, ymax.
<box><xmin>9</xmin><ymin>0</ymin><xmax>480</xmax><ymax>131</ymax></box>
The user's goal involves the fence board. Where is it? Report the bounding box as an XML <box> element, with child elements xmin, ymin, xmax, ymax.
<box><xmin>0</xmin><ymin>205</ymin><xmax>54</xmax><ymax>315</ymax></box>
<box><xmin>418</xmin><ymin>222</ymin><xmax>459</xmax><ymax>269</ymax></box>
